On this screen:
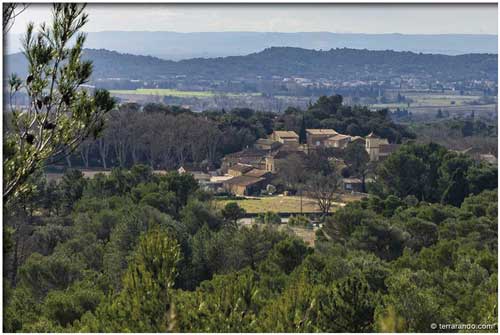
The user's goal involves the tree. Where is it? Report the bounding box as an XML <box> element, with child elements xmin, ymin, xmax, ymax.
<box><xmin>59</xmin><ymin>169</ymin><xmax>86</xmax><ymax>213</ymax></box>
<box><xmin>221</xmin><ymin>202</ymin><xmax>246</xmax><ymax>226</ymax></box>
<box><xmin>265</xmin><ymin>238</ymin><xmax>312</xmax><ymax>275</ymax></box>
<box><xmin>349</xmin><ymin>219</ymin><xmax>405</xmax><ymax>260</ymax></box>
<box><xmin>438</xmin><ymin>154</ymin><xmax>471</xmax><ymax>206</ymax></box>
<box><xmin>3</xmin><ymin>3</ymin><xmax>29</xmax><ymax>33</ymax></box>
<box><xmin>305</xmin><ymin>173</ymin><xmax>340</xmax><ymax>216</ymax></box>
<box><xmin>18</xmin><ymin>252</ymin><xmax>83</xmax><ymax>300</ymax></box>
<box><xmin>180</xmin><ymin>199</ymin><xmax>222</xmax><ymax>234</ymax></box>
<box><xmin>343</xmin><ymin>142</ymin><xmax>370</xmax><ymax>192</ymax></box>
<box><xmin>87</xmin><ymin>227</ymin><xmax>181</xmax><ymax>332</ymax></box>
<box><xmin>42</xmin><ymin>280</ymin><xmax>104</xmax><ymax>328</ymax></box>
<box><xmin>298</xmin><ymin>114</ymin><xmax>307</xmax><ymax>144</ymax></box>
<box><xmin>277</xmin><ymin>153</ymin><xmax>308</xmax><ymax>211</ymax></box>
<box><xmin>316</xmin><ymin>275</ymin><xmax>378</xmax><ymax>332</ymax></box>
<box><xmin>174</xmin><ymin>269</ymin><xmax>262</xmax><ymax>332</ymax></box>
<box><xmin>4</xmin><ymin>3</ymin><xmax>115</xmax><ymax>204</ymax></box>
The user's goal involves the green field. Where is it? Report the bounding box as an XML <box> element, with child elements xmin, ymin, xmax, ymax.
<box><xmin>110</xmin><ymin>88</ymin><xmax>261</xmax><ymax>98</ymax></box>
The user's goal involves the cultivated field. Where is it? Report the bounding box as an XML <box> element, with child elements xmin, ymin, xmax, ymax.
<box><xmin>370</xmin><ymin>93</ymin><xmax>497</xmax><ymax>116</ymax></box>
<box><xmin>109</xmin><ymin>88</ymin><xmax>261</xmax><ymax>98</ymax></box>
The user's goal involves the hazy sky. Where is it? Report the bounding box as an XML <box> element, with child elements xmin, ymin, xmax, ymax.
<box><xmin>7</xmin><ymin>3</ymin><xmax>498</xmax><ymax>35</ymax></box>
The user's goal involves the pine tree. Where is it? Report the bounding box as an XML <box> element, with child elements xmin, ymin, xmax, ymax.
<box><xmin>86</xmin><ymin>227</ymin><xmax>181</xmax><ymax>332</ymax></box>
<box><xmin>299</xmin><ymin>114</ymin><xmax>307</xmax><ymax>144</ymax></box>
<box><xmin>4</xmin><ymin>4</ymin><xmax>115</xmax><ymax>204</ymax></box>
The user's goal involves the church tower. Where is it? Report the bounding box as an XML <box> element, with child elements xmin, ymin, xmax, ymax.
<box><xmin>365</xmin><ymin>132</ymin><xmax>381</xmax><ymax>161</ymax></box>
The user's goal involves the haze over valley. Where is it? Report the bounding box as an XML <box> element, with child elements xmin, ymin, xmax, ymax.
<box><xmin>5</xmin><ymin>31</ymin><xmax>498</xmax><ymax>59</ymax></box>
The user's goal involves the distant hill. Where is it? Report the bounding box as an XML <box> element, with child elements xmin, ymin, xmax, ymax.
<box><xmin>5</xmin><ymin>47</ymin><xmax>497</xmax><ymax>83</ymax></box>
<box><xmin>4</xmin><ymin>31</ymin><xmax>498</xmax><ymax>60</ymax></box>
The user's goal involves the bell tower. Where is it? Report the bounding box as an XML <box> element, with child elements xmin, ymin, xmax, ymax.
<box><xmin>365</xmin><ymin>132</ymin><xmax>380</xmax><ymax>161</ymax></box>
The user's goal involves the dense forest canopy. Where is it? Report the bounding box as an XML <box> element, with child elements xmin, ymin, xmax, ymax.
<box><xmin>5</xmin><ymin>47</ymin><xmax>498</xmax><ymax>82</ymax></box>
<box><xmin>3</xmin><ymin>165</ymin><xmax>497</xmax><ymax>332</ymax></box>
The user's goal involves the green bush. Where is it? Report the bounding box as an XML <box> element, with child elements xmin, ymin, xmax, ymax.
<box><xmin>256</xmin><ymin>211</ymin><xmax>282</xmax><ymax>225</ymax></box>
<box><xmin>288</xmin><ymin>215</ymin><xmax>310</xmax><ymax>227</ymax></box>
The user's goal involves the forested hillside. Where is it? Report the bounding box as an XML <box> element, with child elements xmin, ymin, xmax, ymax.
<box><xmin>5</xmin><ymin>47</ymin><xmax>497</xmax><ymax>82</ymax></box>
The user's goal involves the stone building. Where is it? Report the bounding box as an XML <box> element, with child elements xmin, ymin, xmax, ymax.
<box><xmin>306</xmin><ymin>128</ymin><xmax>339</xmax><ymax>147</ymax></box>
<box><xmin>365</xmin><ymin>132</ymin><xmax>400</xmax><ymax>161</ymax></box>
<box><xmin>223</xmin><ymin>175</ymin><xmax>267</xmax><ymax>196</ymax></box>
<box><xmin>270</xmin><ymin>130</ymin><xmax>299</xmax><ymax>144</ymax></box>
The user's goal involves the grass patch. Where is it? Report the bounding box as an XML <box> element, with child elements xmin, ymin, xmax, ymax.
<box><xmin>218</xmin><ymin>194</ymin><xmax>363</xmax><ymax>214</ymax></box>
<box><xmin>217</xmin><ymin>196</ymin><xmax>321</xmax><ymax>214</ymax></box>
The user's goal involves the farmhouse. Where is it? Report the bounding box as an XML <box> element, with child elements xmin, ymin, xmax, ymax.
<box><xmin>351</xmin><ymin>136</ymin><xmax>366</xmax><ymax>145</ymax></box>
<box><xmin>456</xmin><ymin>147</ymin><xmax>498</xmax><ymax>165</ymax></box>
<box><xmin>219</xmin><ymin>127</ymin><xmax>396</xmax><ymax>196</ymax></box>
<box><xmin>254</xmin><ymin>138</ymin><xmax>281</xmax><ymax>151</ymax></box>
<box><xmin>227</xmin><ymin>163</ymin><xmax>254</xmax><ymax>177</ymax></box>
<box><xmin>265</xmin><ymin>149</ymin><xmax>307</xmax><ymax>173</ymax></box>
<box><xmin>306</xmin><ymin>128</ymin><xmax>338</xmax><ymax>147</ymax></box>
<box><xmin>324</xmin><ymin>133</ymin><xmax>352</xmax><ymax>149</ymax></box>
<box><xmin>244</xmin><ymin>168</ymin><xmax>273</xmax><ymax>180</ymax></box>
<box><xmin>342</xmin><ymin>178</ymin><xmax>364</xmax><ymax>193</ymax></box>
<box><xmin>378</xmin><ymin>143</ymin><xmax>401</xmax><ymax>161</ymax></box>
<box><xmin>177</xmin><ymin>166</ymin><xmax>211</xmax><ymax>181</ymax></box>
<box><xmin>364</xmin><ymin>132</ymin><xmax>399</xmax><ymax>161</ymax></box>
<box><xmin>221</xmin><ymin>148</ymin><xmax>267</xmax><ymax>172</ymax></box>
<box><xmin>270</xmin><ymin>130</ymin><xmax>299</xmax><ymax>144</ymax></box>
<box><xmin>223</xmin><ymin>175</ymin><xmax>267</xmax><ymax>196</ymax></box>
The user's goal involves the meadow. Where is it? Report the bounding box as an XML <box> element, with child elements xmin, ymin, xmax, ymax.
<box><xmin>215</xmin><ymin>194</ymin><xmax>362</xmax><ymax>214</ymax></box>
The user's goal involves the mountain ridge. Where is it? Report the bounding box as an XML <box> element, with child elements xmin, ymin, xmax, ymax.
<box><xmin>4</xmin><ymin>31</ymin><xmax>498</xmax><ymax>60</ymax></box>
<box><xmin>5</xmin><ymin>46</ymin><xmax>497</xmax><ymax>84</ymax></box>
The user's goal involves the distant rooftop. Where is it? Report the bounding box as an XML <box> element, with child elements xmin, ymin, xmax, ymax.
<box><xmin>274</xmin><ymin>130</ymin><xmax>299</xmax><ymax>138</ymax></box>
<box><xmin>223</xmin><ymin>175</ymin><xmax>265</xmax><ymax>187</ymax></box>
<box><xmin>327</xmin><ymin>134</ymin><xmax>351</xmax><ymax>141</ymax></box>
<box><xmin>245</xmin><ymin>169</ymin><xmax>270</xmax><ymax>178</ymax></box>
<box><xmin>228</xmin><ymin>164</ymin><xmax>254</xmax><ymax>173</ymax></box>
<box><xmin>306</xmin><ymin>129</ymin><xmax>338</xmax><ymax>135</ymax></box>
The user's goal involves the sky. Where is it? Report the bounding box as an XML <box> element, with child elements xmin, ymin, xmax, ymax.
<box><xmin>7</xmin><ymin>3</ymin><xmax>498</xmax><ymax>35</ymax></box>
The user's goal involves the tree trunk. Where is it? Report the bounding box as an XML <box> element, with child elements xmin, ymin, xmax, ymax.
<box><xmin>98</xmin><ymin>138</ymin><xmax>109</xmax><ymax>169</ymax></box>
<box><xmin>65</xmin><ymin>155</ymin><xmax>72</xmax><ymax>168</ymax></box>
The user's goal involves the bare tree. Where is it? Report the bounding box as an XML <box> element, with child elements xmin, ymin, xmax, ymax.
<box><xmin>97</xmin><ymin>136</ymin><xmax>110</xmax><ymax>169</ymax></box>
<box><xmin>306</xmin><ymin>172</ymin><xmax>341</xmax><ymax>216</ymax></box>
<box><xmin>79</xmin><ymin>139</ymin><xmax>93</xmax><ymax>168</ymax></box>
<box><xmin>108</xmin><ymin>109</ymin><xmax>131</xmax><ymax>167</ymax></box>
<box><xmin>204</xmin><ymin>121</ymin><xmax>222</xmax><ymax>169</ymax></box>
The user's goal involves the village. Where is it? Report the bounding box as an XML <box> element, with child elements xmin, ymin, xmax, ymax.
<box><xmin>176</xmin><ymin>128</ymin><xmax>398</xmax><ymax>197</ymax></box>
